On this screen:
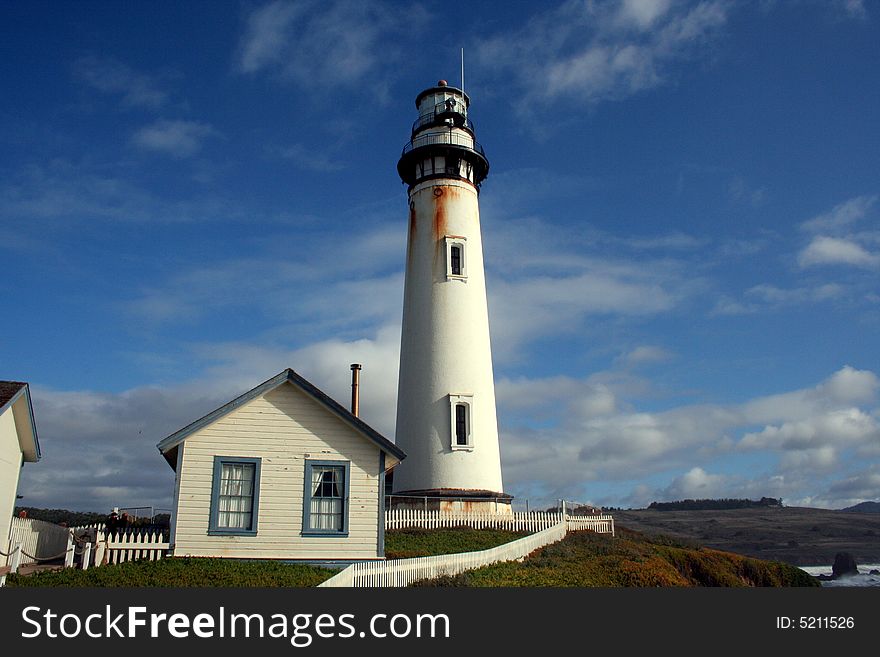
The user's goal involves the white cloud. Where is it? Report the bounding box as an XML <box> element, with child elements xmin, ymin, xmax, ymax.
<box><xmin>796</xmin><ymin>195</ymin><xmax>880</xmax><ymax>270</ymax></box>
<box><xmin>798</xmin><ymin>235</ymin><xmax>880</xmax><ymax>269</ymax></box>
<box><xmin>660</xmin><ymin>467</ymin><xmax>733</xmax><ymax>499</ymax></box>
<box><xmin>739</xmin><ymin>408</ymin><xmax>879</xmax><ymax>451</ymax></box>
<box><xmin>615</xmin><ymin>0</ymin><xmax>674</xmax><ymax>30</ymax></box>
<box><xmin>616</xmin><ymin>345</ymin><xmax>675</xmax><ymax>368</ymax></box>
<box><xmin>18</xmin><ymin>325</ymin><xmax>401</xmax><ymax>512</ymax></box>
<box><xmin>481</xmin><ymin>216</ymin><xmax>699</xmax><ymax>358</ymax></box>
<box><xmin>837</xmin><ymin>0</ymin><xmax>868</xmax><ymax>20</ymax></box>
<box><xmin>73</xmin><ymin>56</ymin><xmax>170</xmax><ymax>109</ymax></box>
<box><xmin>477</xmin><ymin>0</ymin><xmax>731</xmax><ymax>107</ymax></box>
<box><xmin>496</xmin><ymin>365</ymin><xmax>879</xmax><ymax>508</ymax></box>
<box><xmin>237</xmin><ymin>1</ymin><xmax>307</xmax><ymax>74</ymax></box>
<box><xmin>132</xmin><ymin>120</ymin><xmax>217</xmax><ymax>158</ymax></box>
<box><xmin>746</xmin><ymin>283</ymin><xmax>845</xmax><ymax>304</ymax></box>
<box><xmin>126</xmin><ymin>221</ymin><xmax>405</xmax><ymax>331</ymax></box>
<box><xmin>236</xmin><ymin>0</ymin><xmax>425</xmax><ymax>92</ymax></box>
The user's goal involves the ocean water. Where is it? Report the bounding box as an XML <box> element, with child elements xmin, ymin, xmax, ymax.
<box><xmin>799</xmin><ymin>564</ymin><xmax>880</xmax><ymax>587</ymax></box>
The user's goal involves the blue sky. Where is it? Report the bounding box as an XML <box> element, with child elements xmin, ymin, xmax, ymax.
<box><xmin>3</xmin><ymin>0</ymin><xmax>878</xmax><ymax>513</ymax></box>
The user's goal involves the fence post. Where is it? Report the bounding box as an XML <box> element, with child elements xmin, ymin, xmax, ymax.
<box><xmin>64</xmin><ymin>531</ymin><xmax>75</xmax><ymax>568</ymax></box>
<box><xmin>95</xmin><ymin>531</ymin><xmax>106</xmax><ymax>566</ymax></box>
<box><xmin>82</xmin><ymin>542</ymin><xmax>92</xmax><ymax>570</ymax></box>
<box><xmin>10</xmin><ymin>543</ymin><xmax>22</xmax><ymax>574</ymax></box>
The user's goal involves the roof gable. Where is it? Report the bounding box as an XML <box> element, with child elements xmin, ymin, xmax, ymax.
<box><xmin>157</xmin><ymin>368</ymin><xmax>405</xmax><ymax>469</ymax></box>
<box><xmin>0</xmin><ymin>380</ymin><xmax>41</xmax><ymax>462</ymax></box>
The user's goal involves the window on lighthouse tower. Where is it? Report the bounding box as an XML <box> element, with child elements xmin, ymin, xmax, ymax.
<box><xmin>455</xmin><ymin>404</ymin><xmax>467</xmax><ymax>445</ymax></box>
<box><xmin>445</xmin><ymin>236</ymin><xmax>467</xmax><ymax>280</ymax></box>
<box><xmin>450</xmin><ymin>245</ymin><xmax>462</xmax><ymax>275</ymax></box>
<box><xmin>449</xmin><ymin>394</ymin><xmax>473</xmax><ymax>450</ymax></box>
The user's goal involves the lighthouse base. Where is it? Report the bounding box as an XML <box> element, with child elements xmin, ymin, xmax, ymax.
<box><xmin>388</xmin><ymin>488</ymin><xmax>514</xmax><ymax>514</ymax></box>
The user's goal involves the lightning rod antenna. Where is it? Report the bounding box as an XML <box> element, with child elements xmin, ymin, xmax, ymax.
<box><xmin>461</xmin><ymin>47</ymin><xmax>465</xmax><ymax>99</ymax></box>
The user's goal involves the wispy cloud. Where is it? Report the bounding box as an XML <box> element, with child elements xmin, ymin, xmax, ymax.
<box><xmin>125</xmin><ymin>220</ymin><xmax>405</xmax><ymax>334</ymax></box>
<box><xmin>132</xmin><ymin>119</ymin><xmax>217</xmax><ymax>158</ymax></box>
<box><xmin>797</xmin><ymin>195</ymin><xmax>880</xmax><ymax>269</ymax></box>
<box><xmin>72</xmin><ymin>56</ymin><xmax>170</xmax><ymax>109</ymax></box>
<box><xmin>236</xmin><ymin>0</ymin><xmax>427</xmax><ymax>93</ymax></box>
<box><xmin>278</xmin><ymin>143</ymin><xmax>347</xmax><ymax>172</ymax></box>
<box><xmin>800</xmin><ymin>195</ymin><xmax>876</xmax><ymax>233</ymax></box>
<box><xmin>476</xmin><ymin>0</ymin><xmax>731</xmax><ymax>108</ymax></box>
<box><xmin>0</xmin><ymin>159</ymin><xmax>244</xmax><ymax>224</ymax></box>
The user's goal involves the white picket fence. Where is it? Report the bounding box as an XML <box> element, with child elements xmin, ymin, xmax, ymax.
<box><xmin>90</xmin><ymin>528</ymin><xmax>169</xmax><ymax>566</ymax></box>
<box><xmin>2</xmin><ymin>518</ymin><xmax>169</xmax><ymax>585</ymax></box>
<box><xmin>321</xmin><ymin>519</ymin><xmax>569</xmax><ymax>587</ymax></box>
<box><xmin>5</xmin><ymin>516</ymin><xmax>72</xmax><ymax>567</ymax></box>
<box><xmin>385</xmin><ymin>509</ymin><xmax>615</xmax><ymax>535</ymax></box>
<box><xmin>322</xmin><ymin>512</ymin><xmax>615</xmax><ymax>588</ymax></box>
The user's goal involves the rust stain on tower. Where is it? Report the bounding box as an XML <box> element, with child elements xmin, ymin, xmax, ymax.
<box><xmin>432</xmin><ymin>186</ymin><xmax>448</xmax><ymax>242</ymax></box>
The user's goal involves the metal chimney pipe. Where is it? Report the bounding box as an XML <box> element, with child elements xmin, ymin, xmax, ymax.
<box><xmin>350</xmin><ymin>364</ymin><xmax>362</xmax><ymax>417</ymax></box>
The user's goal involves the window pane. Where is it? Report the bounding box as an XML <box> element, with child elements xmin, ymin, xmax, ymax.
<box><xmin>451</xmin><ymin>245</ymin><xmax>461</xmax><ymax>275</ymax></box>
<box><xmin>455</xmin><ymin>403</ymin><xmax>468</xmax><ymax>445</ymax></box>
<box><xmin>308</xmin><ymin>465</ymin><xmax>345</xmax><ymax>531</ymax></box>
<box><xmin>217</xmin><ymin>462</ymin><xmax>255</xmax><ymax>530</ymax></box>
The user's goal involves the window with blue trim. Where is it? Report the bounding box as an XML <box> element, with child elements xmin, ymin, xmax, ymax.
<box><xmin>209</xmin><ymin>456</ymin><xmax>260</xmax><ymax>535</ymax></box>
<box><xmin>303</xmin><ymin>460</ymin><xmax>350</xmax><ymax>536</ymax></box>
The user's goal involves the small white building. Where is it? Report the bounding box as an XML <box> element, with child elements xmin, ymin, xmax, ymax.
<box><xmin>157</xmin><ymin>368</ymin><xmax>405</xmax><ymax>563</ymax></box>
<box><xmin>0</xmin><ymin>381</ymin><xmax>41</xmax><ymax>555</ymax></box>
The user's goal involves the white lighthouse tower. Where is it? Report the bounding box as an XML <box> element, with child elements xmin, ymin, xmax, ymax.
<box><xmin>392</xmin><ymin>80</ymin><xmax>510</xmax><ymax>512</ymax></box>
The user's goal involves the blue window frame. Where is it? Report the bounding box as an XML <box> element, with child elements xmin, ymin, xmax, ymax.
<box><xmin>302</xmin><ymin>460</ymin><xmax>350</xmax><ymax>536</ymax></box>
<box><xmin>208</xmin><ymin>456</ymin><xmax>261</xmax><ymax>536</ymax></box>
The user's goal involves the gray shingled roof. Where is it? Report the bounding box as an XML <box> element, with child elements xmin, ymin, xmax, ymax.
<box><xmin>0</xmin><ymin>380</ymin><xmax>27</xmax><ymax>409</ymax></box>
<box><xmin>0</xmin><ymin>380</ymin><xmax>41</xmax><ymax>461</ymax></box>
<box><xmin>157</xmin><ymin>368</ymin><xmax>405</xmax><ymax>469</ymax></box>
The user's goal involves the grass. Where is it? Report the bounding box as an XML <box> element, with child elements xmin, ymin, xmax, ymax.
<box><xmin>384</xmin><ymin>526</ymin><xmax>530</xmax><ymax>559</ymax></box>
<box><xmin>5</xmin><ymin>527</ymin><xmax>821</xmax><ymax>588</ymax></box>
<box><xmin>411</xmin><ymin>528</ymin><xmax>820</xmax><ymax>587</ymax></box>
<box><xmin>4</xmin><ymin>557</ymin><xmax>336</xmax><ymax>588</ymax></box>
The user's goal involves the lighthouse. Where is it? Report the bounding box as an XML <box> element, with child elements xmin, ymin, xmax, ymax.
<box><xmin>392</xmin><ymin>80</ymin><xmax>510</xmax><ymax>513</ymax></box>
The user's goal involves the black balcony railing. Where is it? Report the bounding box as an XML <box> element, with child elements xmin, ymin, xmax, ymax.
<box><xmin>401</xmin><ymin>132</ymin><xmax>486</xmax><ymax>158</ymax></box>
<box><xmin>411</xmin><ymin>112</ymin><xmax>476</xmax><ymax>135</ymax></box>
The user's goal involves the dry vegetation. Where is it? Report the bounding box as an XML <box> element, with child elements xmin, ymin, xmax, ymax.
<box><xmin>613</xmin><ymin>507</ymin><xmax>880</xmax><ymax>566</ymax></box>
<box><xmin>413</xmin><ymin>528</ymin><xmax>819</xmax><ymax>587</ymax></box>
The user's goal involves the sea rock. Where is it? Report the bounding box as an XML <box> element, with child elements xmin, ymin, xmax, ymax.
<box><xmin>831</xmin><ymin>552</ymin><xmax>858</xmax><ymax>578</ymax></box>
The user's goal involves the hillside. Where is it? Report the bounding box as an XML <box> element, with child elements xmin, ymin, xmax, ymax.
<box><xmin>613</xmin><ymin>506</ymin><xmax>880</xmax><ymax>566</ymax></box>
<box><xmin>414</xmin><ymin>528</ymin><xmax>818</xmax><ymax>587</ymax></box>
<box><xmin>841</xmin><ymin>501</ymin><xmax>880</xmax><ymax>514</ymax></box>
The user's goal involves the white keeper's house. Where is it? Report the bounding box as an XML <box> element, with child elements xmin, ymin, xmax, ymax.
<box><xmin>157</xmin><ymin>368</ymin><xmax>405</xmax><ymax>563</ymax></box>
<box><xmin>1</xmin><ymin>380</ymin><xmax>41</xmax><ymax>555</ymax></box>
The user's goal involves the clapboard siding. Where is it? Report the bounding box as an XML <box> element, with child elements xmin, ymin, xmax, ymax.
<box><xmin>173</xmin><ymin>383</ymin><xmax>384</xmax><ymax>560</ymax></box>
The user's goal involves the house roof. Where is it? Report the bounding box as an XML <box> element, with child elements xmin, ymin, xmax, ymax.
<box><xmin>0</xmin><ymin>380</ymin><xmax>41</xmax><ymax>462</ymax></box>
<box><xmin>156</xmin><ymin>368</ymin><xmax>406</xmax><ymax>469</ymax></box>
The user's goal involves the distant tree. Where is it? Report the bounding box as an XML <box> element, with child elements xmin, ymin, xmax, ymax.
<box><xmin>14</xmin><ymin>507</ymin><xmax>106</xmax><ymax>526</ymax></box>
<box><xmin>648</xmin><ymin>498</ymin><xmax>783</xmax><ymax>511</ymax></box>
